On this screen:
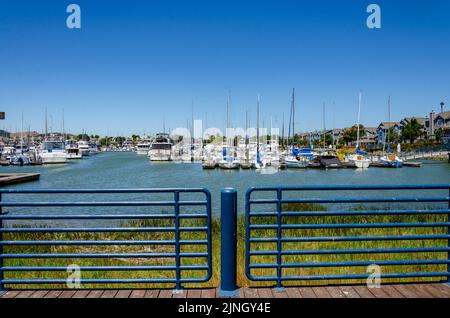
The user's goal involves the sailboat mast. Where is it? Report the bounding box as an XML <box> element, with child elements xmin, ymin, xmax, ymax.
<box><xmin>45</xmin><ymin>107</ymin><xmax>48</xmax><ymax>139</ymax></box>
<box><xmin>191</xmin><ymin>99</ymin><xmax>194</xmax><ymax>162</ymax></box>
<box><xmin>387</xmin><ymin>96</ymin><xmax>391</xmax><ymax>146</ymax></box>
<box><xmin>292</xmin><ymin>88</ymin><xmax>295</xmax><ymax>140</ymax></box>
<box><xmin>62</xmin><ymin>108</ymin><xmax>65</xmax><ymax>143</ymax></box>
<box><xmin>245</xmin><ymin>110</ymin><xmax>249</xmax><ymax>160</ymax></box>
<box><xmin>256</xmin><ymin>95</ymin><xmax>260</xmax><ymax>155</ymax></box>
<box><xmin>356</xmin><ymin>93</ymin><xmax>361</xmax><ymax>148</ymax></box>
<box><xmin>21</xmin><ymin>111</ymin><xmax>24</xmax><ymax>154</ymax></box>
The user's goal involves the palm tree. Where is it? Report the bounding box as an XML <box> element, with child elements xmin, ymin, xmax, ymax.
<box><xmin>440</xmin><ymin>101</ymin><xmax>445</xmax><ymax>113</ymax></box>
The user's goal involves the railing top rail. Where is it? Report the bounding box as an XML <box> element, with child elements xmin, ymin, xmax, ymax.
<box><xmin>246</xmin><ymin>184</ymin><xmax>450</xmax><ymax>195</ymax></box>
<box><xmin>0</xmin><ymin>188</ymin><xmax>211</xmax><ymax>195</ymax></box>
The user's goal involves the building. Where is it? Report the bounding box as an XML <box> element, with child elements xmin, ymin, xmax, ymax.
<box><xmin>425</xmin><ymin>110</ymin><xmax>450</xmax><ymax>138</ymax></box>
<box><xmin>376</xmin><ymin>122</ymin><xmax>400</xmax><ymax>145</ymax></box>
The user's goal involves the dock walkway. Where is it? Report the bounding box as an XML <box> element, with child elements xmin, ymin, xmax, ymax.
<box><xmin>0</xmin><ymin>173</ymin><xmax>40</xmax><ymax>186</ymax></box>
<box><xmin>1</xmin><ymin>284</ymin><xmax>450</xmax><ymax>298</ymax></box>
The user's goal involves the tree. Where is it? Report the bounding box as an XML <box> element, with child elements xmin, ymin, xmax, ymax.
<box><xmin>342</xmin><ymin>125</ymin><xmax>365</xmax><ymax>145</ymax></box>
<box><xmin>388</xmin><ymin>127</ymin><xmax>401</xmax><ymax>143</ymax></box>
<box><xmin>440</xmin><ymin>101</ymin><xmax>445</xmax><ymax>113</ymax></box>
<box><xmin>131</xmin><ymin>134</ymin><xmax>140</xmax><ymax>142</ymax></box>
<box><xmin>435</xmin><ymin>128</ymin><xmax>443</xmax><ymax>142</ymax></box>
<box><xmin>401</xmin><ymin>118</ymin><xmax>423</xmax><ymax>143</ymax></box>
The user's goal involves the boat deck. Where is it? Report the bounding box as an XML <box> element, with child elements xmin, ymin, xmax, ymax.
<box><xmin>1</xmin><ymin>284</ymin><xmax>450</xmax><ymax>298</ymax></box>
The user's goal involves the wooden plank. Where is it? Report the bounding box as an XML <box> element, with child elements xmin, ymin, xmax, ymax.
<box><xmin>101</xmin><ymin>290</ymin><xmax>118</xmax><ymax>298</ymax></box>
<box><xmin>172</xmin><ymin>290</ymin><xmax>187</xmax><ymax>298</ymax></box>
<box><xmin>29</xmin><ymin>290</ymin><xmax>49</xmax><ymax>298</ymax></box>
<box><xmin>257</xmin><ymin>288</ymin><xmax>273</xmax><ymax>298</ymax></box>
<box><xmin>431</xmin><ymin>284</ymin><xmax>450</xmax><ymax>297</ymax></box>
<box><xmin>144</xmin><ymin>290</ymin><xmax>160</xmax><ymax>298</ymax></box>
<box><xmin>352</xmin><ymin>286</ymin><xmax>376</xmax><ymax>298</ymax></box>
<box><xmin>129</xmin><ymin>290</ymin><xmax>147</xmax><ymax>298</ymax></box>
<box><xmin>312</xmin><ymin>287</ymin><xmax>332</xmax><ymax>298</ymax></box>
<box><xmin>325</xmin><ymin>286</ymin><xmax>346</xmax><ymax>298</ymax></box>
<box><xmin>159</xmin><ymin>289</ymin><xmax>174</xmax><ymax>298</ymax></box>
<box><xmin>187</xmin><ymin>289</ymin><xmax>202</xmax><ymax>298</ymax></box>
<box><xmin>298</xmin><ymin>287</ymin><xmax>316</xmax><ymax>298</ymax></box>
<box><xmin>72</xmin><ymin>290</ymin><xmax>91</xmax><ymax>298</ymax></box>
<box><xmin>44</xmin><ymin>290</ymin><xmax>63</xmax><ymax>298</ymax></box>
<box><xmin>242</xmin><ymin>287</ymin><xmax>259</xmax><ymax>298</ymax></box>
<box><xmin>408</xmin><ymin>285</ymin><xmax>433</xmax><ymax>298</ymax></box>
<box><xmin>86</xmin><ymin>290</ymin><xmax>104</xmax><ymax>298</ymax></box>
<box><xmin>115</xmin><ymin>290</ymin><xmax>132</xmax><ymax>298</ymax></box>
<box><xmin>365</xmin><ymin>286</ymin><xmax>390</xmax><ymax>298</ymax></box>
<box><xmin>420</xmin><ymin>285</ymin><xmax>448</xmax><ymax>298</ymax></box>
<box><xmin>0</xmin><ymin>291</ymin><xmax>21</xmax><ymax>298</ymax></box>
<box><xmin>200</xmin><ymin>289</ymin><xmax>216</xmax><ymax>298</ymax></box>
<box><xmin>285</xmin><ymin>288</ymin><xmax>302</xmax><ymax>298</ymax></box>
<box><xmin>391</xmin><ymin>285</ymin><xmax>418</xmax><ymax>298</ymax></box>
<box><xmin>15</xmin><ymin>290</ymin><xmax>36</xmax><ymax>298</ymax></box>
<box><xmin>59</xmin><ymin>290</ymin><xmax>77</xmax><ymax>298</ymax></box>
<box><xmin>340</xmin><ymin>286</ymin><xmax>361</xmax><ymax>298</ymax></box>
<box><xmin>381</xmin><ymin>285</ymin><xmax>405</xmax><ymax>298</ymax></box>
<box><xmin>272</xmin><ymin>288</ymin><xmax>289</xmax><ymax>298</ymax></box>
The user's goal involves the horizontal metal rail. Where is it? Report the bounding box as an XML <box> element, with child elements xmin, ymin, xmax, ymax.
<box><xmin>245</xmin><ymin>184</ymin><xmax>450</xmax><ymax>288</ymax></box>
<box><xmin>0</xmin><ymin>188</ymin><xmax>212</xmax><ymax>290</ymax></box>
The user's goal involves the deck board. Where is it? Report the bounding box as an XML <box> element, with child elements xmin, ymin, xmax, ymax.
<box><xmin>1</xmin><ymin>284</ymin><xmax>449</xmax><ymax>298</ymax></box>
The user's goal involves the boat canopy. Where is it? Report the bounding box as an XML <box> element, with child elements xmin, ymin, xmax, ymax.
<box><xmin>356</xmin><ymin>146</ymin><xmax>367</xmax><ymax>155</ymax></box>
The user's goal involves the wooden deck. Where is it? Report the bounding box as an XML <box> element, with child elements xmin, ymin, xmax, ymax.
<box><xmin>0</xmin><ymin>173</ymin><xmax>40</xmax><ymax>186</ymax></box>
<box><xmin>1</xmin><ymin>284</ymin><xmax>450</xmax><ymax>298</ymax></box>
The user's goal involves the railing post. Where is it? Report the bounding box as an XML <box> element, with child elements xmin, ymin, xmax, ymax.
<box><xmin>219</xmin><ymin>188</ymin><xmax>239</xmax><ymax>297</ymax></box>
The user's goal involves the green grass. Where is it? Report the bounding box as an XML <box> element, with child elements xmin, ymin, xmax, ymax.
<box><xmin>2</xmin><ymin>203</ymin><xmax>448</xmax><ymax>289</ymax></box>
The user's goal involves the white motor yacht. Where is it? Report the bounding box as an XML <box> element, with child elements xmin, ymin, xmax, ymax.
<box><xmin>39</xmin><ymin>140</ymin><xmax>68</xmax><ymax>164</ymax></box>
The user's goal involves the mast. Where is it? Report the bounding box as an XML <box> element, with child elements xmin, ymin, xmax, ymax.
<box><xmin>287</xmin><ymin>93</ymin><xmax>293</xmax><ymax>147</ymax></box>
<box><xmin>356</xmin><ymin>93</ymin><xmax>361</xmax><ymax>148</ymax></box>
<box><xmin>281</xmin><ymin>113</ymin><xmax>285</xmax><ymax>149</ymax></box>
<box><xmin>21</xmin><ymin>111</ymin><xmax>24</xmax><ymax>154</ymax></box>
<box><xmin>191</xmin><ymin>99</ymin><xmax>194</xmax><ymax>162</ymax></box>
<box><xmin>256</xmin><ymin>95</ymin><xmax>260</xmax><ymax>161</ymax></box>
<box><xmin>62</xmin><ymin>108</ymin><xmax>65</xmax><ymax>143</ymax></box>
<box><xmin>322</xmin><ymin>102</ymin><xmax>326</xmax><ymax>148</ymax></box>
<box><xmin>387</xmin><ymin>96</ymin><xmax>391</xmax><ymax>152</ymax></box>
<box><xmin>292</xmin><ymin>88</ymin><xmax>295</xmax><ymax>141</ymax></box>
<box><xmin>45</xmin><ymin>107</ymin><xmax>48</xmax><ymax>139</ymax></box>
<box><xmin>245</xmin><ymin>110</ymin><xmax>249</xmax><ymax>161</ymax></box>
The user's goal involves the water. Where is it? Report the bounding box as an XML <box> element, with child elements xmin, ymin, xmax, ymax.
<box><xmin>1</xmin><ymin>152</ymin><xmax>449</xmax><ymax>218</ymax></box>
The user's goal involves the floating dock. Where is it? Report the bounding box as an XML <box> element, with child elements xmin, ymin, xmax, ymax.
<box><xmin>0</xmin><ymin>173</ymin><xmax>40</xmax><ymax>186</ymax></box>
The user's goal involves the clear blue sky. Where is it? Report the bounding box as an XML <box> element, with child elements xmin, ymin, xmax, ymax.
<box><xmin>1</xmin><ymin>0</ymin><xmax>449</xmax><ymax>136</ymax></box>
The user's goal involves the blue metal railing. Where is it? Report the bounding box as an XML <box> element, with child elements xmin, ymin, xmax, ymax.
<box><xmin>245</xmin><ymin>185</ymin><xmax>450</xmax><ymax>288</ymax></box>
<box><xmin>0</xmin><ymin>188</ymin><xmax>212</xmax><ymax>290</ymax></box>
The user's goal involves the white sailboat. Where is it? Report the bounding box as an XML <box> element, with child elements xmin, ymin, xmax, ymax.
<box><xmin>219</xmin><ymin>94</ymin><xmax>240</xmax><ymax>169</ymax></box>
<box><xmin>348</xmin><ymin>92</ymin><xmax>370</xmax><ymax>169</ymax></box>
<box><xmin>380</xmin><ymin>96</ymin><xmax>403</xmax><ymax>168</ymax></box>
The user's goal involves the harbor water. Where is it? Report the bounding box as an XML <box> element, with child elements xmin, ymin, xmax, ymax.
<box><xmin>1</xmin><ymin>152</ymin><xmax>449</xmax><ymax>221</ymax></box>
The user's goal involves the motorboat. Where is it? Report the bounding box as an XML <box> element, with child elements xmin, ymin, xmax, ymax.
<box><xmin>38</xmin><ymin>140</ymin><xmax>68</xmax><ymax>164</ymax></box>
<box><xmin>149</xmin><ymin>133</ymin><xmax>173</xmax><ymax>161</ymax></box>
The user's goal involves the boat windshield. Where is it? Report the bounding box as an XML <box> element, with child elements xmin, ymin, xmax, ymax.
<box><xmin>43</xmin><ymin>142</ymin><xmax>64</xmax><ymax>150</ymax></box>
<box><xmin>152</xmin><ymin>143</ymin><xmax>172</xmax><ymax>150</ymax></box>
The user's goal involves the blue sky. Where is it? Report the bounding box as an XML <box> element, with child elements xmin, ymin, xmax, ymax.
<box><xmin>1</xmin><ymin>0</ymin><xmax>449</xmax><ymax>136</ymax></box>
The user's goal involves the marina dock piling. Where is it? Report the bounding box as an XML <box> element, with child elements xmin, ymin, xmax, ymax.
<box><xmin>219</xmin><ymin>188</ymin><xmax>239</xmax><ymax>297</ymax></box>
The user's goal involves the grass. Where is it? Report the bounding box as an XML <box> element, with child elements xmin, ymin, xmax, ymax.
<box><xmin>1</xmin><ymin>202</ymin><xmax>448</xmax><ymax>289</ymax></box>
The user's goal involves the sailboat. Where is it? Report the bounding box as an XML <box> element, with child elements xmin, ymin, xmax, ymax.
<box><xmin>284</xmin><ymin>88</ymin><xmax>309</xmax><ymax>168</ymax></box>
<box><xmin>380</xmin><ymin>96</ymin><xmax>403</xmax><ymax>168</ymax></box>
<box><xmin>240</xmin><ymin>111</ymin><xmax>252</xmax><ymax>169</ymax></box>
<box><xmin>348</xmin><ymin>92</ymin><xmax>371</xmax><ymax>168</ymax></box>
<box><xmin>251</xmin><ymin>95</ymin><xmax>266</xmax><ymax>169</ymax></box>
<box><xmin>219</xmin><ymin>94</ymin><xmax>240</xmax><ymax>169</ymax></box>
